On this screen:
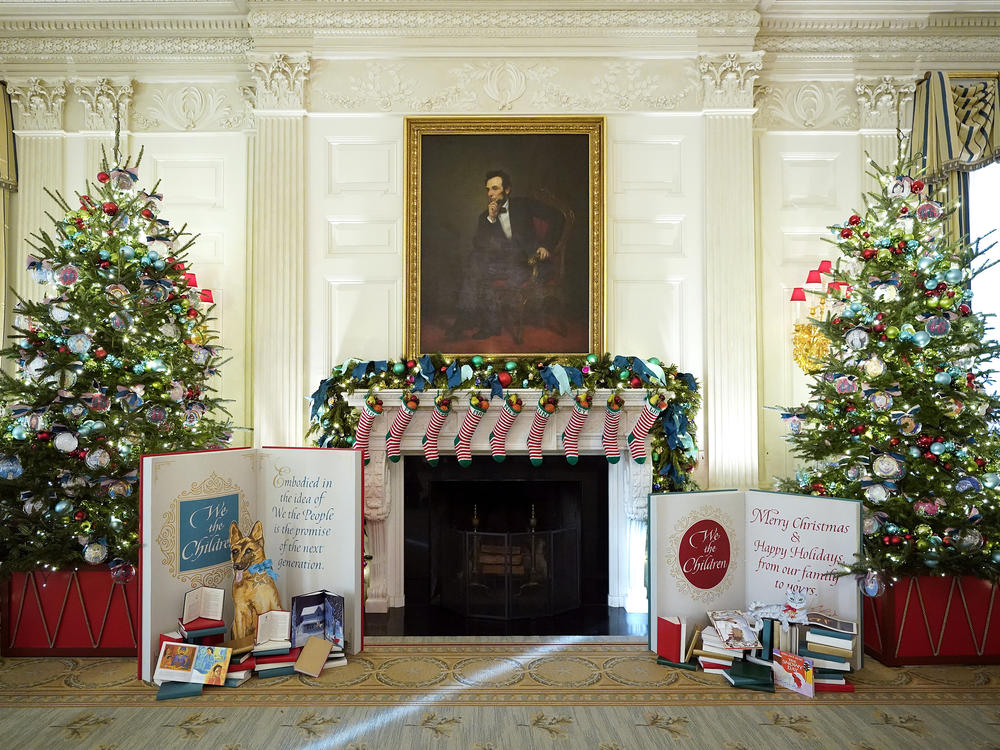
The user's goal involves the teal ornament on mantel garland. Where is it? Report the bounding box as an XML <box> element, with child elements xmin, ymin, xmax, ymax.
<box><xmin>306</xmin><ymin>353</ymin><xmax>702</xmax><ymax>491</ymax></box>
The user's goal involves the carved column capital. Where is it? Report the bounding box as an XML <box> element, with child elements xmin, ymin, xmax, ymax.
<box><xmin>72</xmin><ymin>78</ymin><xmax>134</xmax><ymax>131</ymax></box>
<box><xmin>698</xmin><ymin>51</ymin><xmax>763</xmax><ymax>110</ymax></box>
<box><xmin>249</xmin><ymin>53</ymin><xmax>310</xmax><ymax>111</ymax></box>
<box><xmin>7</xmin><ymin>78</ymin><xmax>67</xmax><ymax>131</ymax></box>
<box><xmin>856</xmin><ymin>75</ymin><xmax>915</xmax><ymax>130</ymax></box>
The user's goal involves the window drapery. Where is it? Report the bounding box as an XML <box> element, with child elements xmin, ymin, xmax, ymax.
<box><xmin>910</xmin><ymin>71</ymin><xmax>1000</xmax><ymax>241</ymax></box>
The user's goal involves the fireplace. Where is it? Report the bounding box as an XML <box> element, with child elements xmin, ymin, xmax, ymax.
<box><xmin>404</xmin><ymin>456</ymin><xmax>608</xmax><ymax>620</ymax></box>
<box><xmin>350</xmin><ymin>389</ymin><xmax>656</xmax><ymax>623</ymax></box>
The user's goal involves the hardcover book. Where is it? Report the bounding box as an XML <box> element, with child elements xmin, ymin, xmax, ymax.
<box><xmin>294</xmin><ymin>636</ymin><xmax>335</xmax><ymax>678</ymax></box>
<box><xmin>182</xmin><ymin>586</ymin><xmax>224</xmax><ymax>626</ymax></box>
<box><xmin>254</xmin><ymin>610</ymin><xmax>292</xmax><ymax>652</ymax></box>
<box><xmin>139</xmin><ymin>446</ymin><xmax>364</xmax><ymax>682</ymax></box>
<box><xmin>153</xmin><ymin>642</ymin><xmax>232</xmax><ymax>686</ymax></box>
<box><xmin>773</xmin><ymin>649</ymin><xmax>815</xmax><ymax>697</ymax></box>
<box><xmin>291</xmin><ymin>590</ymin><xmax>345</xmax><ymax>650</ymax></box>
<box><xmin>707</xmin><ymin>610</ymin><xmax>762</xmax><ymax>650</ymax></box>
<box><xmin>648</xmin><ymin>490</ymin><xmax>861</xmax><ymax>666</ymax></box>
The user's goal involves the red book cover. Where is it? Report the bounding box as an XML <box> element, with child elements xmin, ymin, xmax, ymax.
<box><xmin>180</xmin><ymin>617</ymin><xmax>225</xmax><ymax>631</ymax></box>
<box><xmin>255</xmin><ymin>647</ymin><xmax>302</xmax><ymax>666</ymax></box>
<box><xmin>159</xmin><ymin>632</ymin><xmax>185</xmax><ymax>650</ymax></box>
<box><xmin>227</xmin><ymin>656</ymin><xmax>256</xmax><ymax>673</ymax></box>
<box><xmin>656</xmin><ymin>617</ymin><xmax>684</xmax><ymax>662</ymax></box>
<box><xmin>815</xmin><ymin>681</ymin><xmax>855</xmax><ymax>692</ymax></box>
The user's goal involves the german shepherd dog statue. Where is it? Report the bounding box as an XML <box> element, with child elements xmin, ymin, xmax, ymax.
<box><xmin>229</xmin><ymin>521</ymin><xmax>283</xmax><ymax>641</ymax></box>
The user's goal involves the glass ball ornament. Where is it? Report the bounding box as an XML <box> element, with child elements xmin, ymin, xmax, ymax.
<box><xmin>471</xmin><ymin>355</ymin><xmax>484</xmax><ymax>367</ymax></box>
<box><xmin>953</xmin><ymin>528</ymin><xmax>984</xmax><ymax>552</ymax></box>
<box><xmin>908</xmin><ymin>446</ymin><xmax>922</xmax><ymax>458</ymax></box>
<box><xmin>930</xmin><ymin>441</ymin><xmax>945</xmax><ymax>455</ymax></box>
<box><xmin>862</xmin><ymin>514</ymin><xmax>880</xmax><ymax>535</ymax></box>
<box><xmin>861</xmin><ymin>571</ymin><xmax>886</xmax><ymax>597</ymax></box>
<box><xmin>916</xmin><ymin>539</ymin><xmax>930</xmax><ymax>551</ymax></box>
<box><xmin>915</xmin><ymin>524</ymin><xmax>933</xmax><ymax>537</ymax></box>
<box><xmin>586</xmin><ymin>354</ymin><xmax>598</xmax><ymax>364</ymax></box>
<box><xmin>344</xmin><ymin>436</ymin><xmax>355</xmax><ymax>446</ymax></box>
<box><xmin>945</xmin><ymin>268</ymin><xmax>963</xmax><ymax>284</ymax></box>
<box><xmin>83</xmin><ymin>541</ymin><xmax>108</xmax><ymax>565</ymax></box>
<box><xmin>983</xmin><ymin>473</ymin><xmax>1000</xmax><ymax>489</ymax></box>
<box><xmin>505</xmin><ymin>361</ymin><xmax>517</xmax><ymax>371</ymax></box>
<box><xmin>934</xmin><ymin>372</ymin><xmax>952</xmax><ymax>386</ymax></box>
<box><xmin>392</xmin><ymin>362</ymin><xmax>405</xmax><ymax>375</ymax></box>
<box><xmin>923</xmin><ymin>549</ymin><xmax>941</xmax><ymax>568</ymax></box>
<box><xmin>54</xmin><ymin>499</ymin><xmax>72</xmax><ymax>514</ymax></box>
<box><xmin>913</xmin><ymin>331</ymin><xmax>932</xmax><ymax>347</ymax></box>
<box><xmin>992</xmin><ymin>550</ymin><xmax>1000</xmax><ymax>564</ymax></box>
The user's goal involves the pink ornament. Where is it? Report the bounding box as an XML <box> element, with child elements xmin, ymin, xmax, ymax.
<box><xmin>406</xmin><ymin>375</ymin><xmax>415</xmax><ymax>384</ymax></box>
<box><xmin>582</xmin><ymin>366</ymin><xmax>590</xmax><ymax>374</ymax></box>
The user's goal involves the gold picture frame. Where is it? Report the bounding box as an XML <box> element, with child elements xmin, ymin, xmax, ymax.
<box><xmin>404</xmin><ymin>116</ymin><xmax>605</xmax><ymax>358</ymax></box>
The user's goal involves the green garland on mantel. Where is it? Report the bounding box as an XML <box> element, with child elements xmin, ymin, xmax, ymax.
<box><xmin>307</xmin><ymin>353</ymin><xmax>701</xmax><ymax>491</ymax></box>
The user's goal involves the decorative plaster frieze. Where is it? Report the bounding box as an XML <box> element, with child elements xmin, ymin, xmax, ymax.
<box><xmin>73</xmin><ymin>78</ymin><xmax>134</xmax><ymax>131</ymax></box>
<box><xmin>699</xmin><ymin>52</ymin><xmax>763</xmax><ymax>110</ymax></box>
<box><xmin>250</xmin><ymin>53</ymin><xmax>310</xmax><ymax>111</ymax></box>
<box><xmin>132</xmin><ymin>84</ymin><xmax>255</xmax><ymax>131</ymax></box>
<box><xmin>249</xmin><ymin>8</ymin><xmax>761</xmax><ymax>35</ymax></box>
<box><xmin>754</xmin><ymin>81</ymin><xmax>858</xmax><ymax>130</ymax></box>
<box><xmin>7</xmin><ymin>78</ymin><xmax>66</xmax><ymax>131</ymax></box>
<box><xmin>760</xmin><ymin>34</ymin><xmax>1000</xmax><ymax>56</ymax></box>
<box><xmin>856</xmin><ymin>76</ymin><xmax>915</xmax><ymax>131</ymax></box>
<box><xmin>312</xmin><ymin>58</ymin><xmax>699</xmax><ymax>113</ymax></box>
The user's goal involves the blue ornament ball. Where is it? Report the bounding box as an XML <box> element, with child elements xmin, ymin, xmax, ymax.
<box><xmin>122</xmin><ymin>246</ymin><xmax>135</xmax><ymax>259</ymax></box>
<box><xmin>154</xmin><ymin>260</ymin><xmax>165</xmax><ymax>271</ymax></box>
<box><xmin>913</xmin><ymin>331</ymin><xmax>931</xmax><ymax>347</ymax></box>
<box><xmin>934</xmin><ymin>372</ymin><xmax>952</xmax><ymax>386</ymax></box>
<box><xmin>945</xmin><ymin>269</ymin><xmax>963</xmax><ymax>284</ymax></box>
<box><xmin>930</xmin><ymin>441</ymin><xmax>945</xmax><ymax>455</ymax></box>
<box><xmin>992</xmin><ymin>550</ymin><xmax>1000</xmax><ymax>564</ymax></box>
<box><xmin>148</xmin><ymin>250</ymin><xmax>159</xmax><ymax>261</ymax></box>
<box><xmin>983</xmin><ymin>473</ymin><xmax>1000</xmax><ymax>489</ymax></box>
<box><xmin>923</xmin><ymin>278</ymin><xmax>939</xmax><ymax>290</ymax></box>
<box><xmin>908</xmin><ymin>446</ymin><xmax>922</xmax><ymax>458</ymax></box>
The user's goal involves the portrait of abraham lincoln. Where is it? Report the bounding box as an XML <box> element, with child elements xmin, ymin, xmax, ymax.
<box><xmin>405</xmin><ymin>117</ymin><xmax>604</xmax><ymax>357</ymax></box>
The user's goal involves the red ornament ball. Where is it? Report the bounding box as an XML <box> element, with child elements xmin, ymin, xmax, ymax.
<box><xmin>74</xmin><ymin>510</ymin><xmax>87</xmax><ymax>521</ymax></box>
<box><xmin>861</xmin><ymin>248</ymin><xmax>876</xmax><ymax>260</ymax></box>
<box><xmin>912</xmin><ymin>179</ymin><xmax>925</xmax><ymax>192</ymax></box>
<box><xmin>976</xmin><ymin>458</ymin><xmax>987</xmax><ymax>468</ymax></box>
<box><xmin>889</xmin><ymin>437</ymin><xmax>901</xmax><ymax>446</ymax></box>
<box><xmin>959</xmin><ymin>304</ymin><xmax>971</xmax><ymax>316</ymax></box>
<box><xmin>100</xmin><ymin>261</ymin><xmax>111</xmax><ymax>269</ymax></box>
<box><xmin>848</xmin><ymin>214</ymin><xmax>861</xmax><ymax>225</ymax></box>
<box><xmin>37</xmin><ymin>431</ymin><xmax>51</xmax><ymax>441</ymax></box>
<box><xmin>900</xmin><ymin>206</ymin><xmax>909</xmax><ymax>214</ymax></box>
<box><xmin>58</xmin><ymin>346</ymin><xmax>67</xmax><ymax>353</ymax></box>
<box><xmin>102</xmin><ymin>201</ymin><xmax>118</xmax><ymax>215</ymax></box>
<box><xmin>186</xmin><ymin>308</ymin><xmax>198</xmax><ymax>318</ymax></box>
<box><xmin>94</xmin><ymin>348</ymin><xmax>107</xmax><ymax>359</ymax></box>
<box><xmin>141</xmin><ymin>208</ymin><xmax>153</xmax><ymax>219</ymax></box>
<box><xmin>97</xmin><ymin>171</ymin><xmax>110</xmax><ymax>183</ymax></box>
<box><xmin>497</xmin><ymin>371</ymin><xmax>512</xmax><ymax>387</ymax></box>
<box><xmin>840</xmin><ymin>227</ymin><xmax>853</xmax><ymax>239</ymax></box>
<box><xmin>862</xmin><ymin>232</ymin><xmax>870</xmax><ymax>238</ymax></box>
<box><xmin>630</xmin><ymin>376</ymin><xmax>642</xmax><ymax>388</ymax></box>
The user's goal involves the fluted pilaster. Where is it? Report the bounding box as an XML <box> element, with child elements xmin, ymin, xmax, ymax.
<box><xmin>7</xmin><ymin>79</ymin><xmax>67</xmax><ymax>307</ymax></box>
<box><xmin>73</xmin><ymin>78</ymin><xmax>133</xmax><ymax>176</ymax></box>
<box><xmin>248</xmin><ymin>53</ymin><xmax>310</xmax><ymax>446</ymax></box>
<box><xmin>857</xmin><ymin>76</ymin><xmax>915</xmax><ymax>194</ymax></box>
<box><xmin>700</xmin><ymin>52</ymin><xmax>762</xmax><ymax>490</ymax></box>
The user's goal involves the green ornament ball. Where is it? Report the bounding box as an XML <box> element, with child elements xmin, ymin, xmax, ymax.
<box><xmin>648</xmin><ymin>357</ymin><xmax>660</xmax><ymax>365</ymax></box>
<box><xmin>915</xmin><ymin>524</ymin><xmax>932</xmax><ymax>537</ymax></box>
<box><xmin>472</xmin><ymin>355</ymin><xmax>484</xmax><ymax>367</ymax></box>
<box><xmin>586</xmin><ymin>354</ymin><xmax>598</xmax><ymax>364</ymax></box>
<box><xmin>927</xmin><ymin>297</ymin><xmax>939</xmax><ymax>308</ymax></box>
<box><xmin>619</xmin><ymin>370</ymin><xmax>629</xmax><ymax>380</ymax></box>
<box><xmin>886</xmin><ymin>326</ymin><xmax>900</xmax><ymax>339</ymax></box>
<box><xmin>916</xmin><ymin>539</ymin><xmax>930</xmax><ymax>551</ymax></box>
<box><xmin>393</xmin><ymin>362</ymin><xmax>406</xmax><ymax>375</ymax></box>
<box><xmin>506</xmin><ymin>361</ymin><xmax>517</xmax><ymax>371</ymax></box>
<box><xmin>345</xmin><ymin>436</ymin><xmax>355</xmax><ymax>446</ymax></box>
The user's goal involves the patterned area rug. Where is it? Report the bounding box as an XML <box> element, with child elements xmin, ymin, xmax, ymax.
<box><xmin>2</xmin><ymin>641</ymin><xmax>1000</xmax><ymax>750</ymax></box>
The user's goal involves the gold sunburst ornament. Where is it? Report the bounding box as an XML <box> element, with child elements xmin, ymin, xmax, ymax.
<box><xmin>792</xmin><ymin>299</ymin><xmax>831</xmax><ymax>374</ymax></box>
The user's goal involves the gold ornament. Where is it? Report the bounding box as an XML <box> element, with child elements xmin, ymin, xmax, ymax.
<box><xmin>792</xmin><ymin>299</ymin><xmax>831</xmax><ymax>374</ymax></box>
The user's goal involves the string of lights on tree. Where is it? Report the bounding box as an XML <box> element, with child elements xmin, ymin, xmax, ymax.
<box><xmin>307</xmin><ymin>353</ymin><xmax>700</xmax><ymax>491</ymax></box>
<box><xmin>780</xmin><ymin>157</ymin><xmax>1000</xmax><ymax>590</ymax></box>
<box><xmin>0</xmin><ymin>149</ymin><xmax>233</xmax><ymax>575</ymax></box>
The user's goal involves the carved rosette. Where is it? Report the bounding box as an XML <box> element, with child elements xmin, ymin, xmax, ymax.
<box><xmin>698</xmin><ymin>51</ymin><xmax>763</xmax><ymax>110</ymax></box>
<box><xmin>857</xmin><ymin>76</ymin><xmax>915</xmax><ymax>131</ymax></box>
<box><xmin>73</xmin><ymin>78</ymin><xmax>134</xmax><ymax>131</ymax></box>
<box><xmin>249</xmin><ymin>53</ymin><xmax>310</xmax><ymax>111</ymax></box>
<box><xmin>7</xmin><ymin>78</ymin><xmax>67</xmax><ymax>131</ymax></box>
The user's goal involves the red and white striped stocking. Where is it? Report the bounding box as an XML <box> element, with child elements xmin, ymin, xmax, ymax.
<box><xmin>561</xmin><ymin>393</ymin><xmax>592</xmax><ymax>465</ymax></box>
<box><xmin>602</xmin><ymin>393</ymin><xmax>624</xmax><ymax>464</ymax></box>
<box><xmin>489</xmin><ymin>394</ymin><xmax>523</xmax><ymax>462</ymax></box>
<box><xmin>528</xmin><ymin>394</ymin><xmax>557</xmax><ymax>467</ymax></box>
<box><xmin>455</xmin><ymin>392</ymin><xmax>489</xmax><ymax>467</ymax></box>
<box><xmin>421</xmin><ymin>394</ymin><xmax>452</xmax><ymax>466</ymax></box>
<box><xmin>354</xmin><ymin>396</ymin><xmax>383</xmax><ymax>466</ymax></box>
<box><xmin>385</xmin><ymin>392</ymin><xmax>419</xmax><ymax>463</ymax></box>
<box><xmin>628</xmin><ymin>393</ymin><xmax>667</xmax><ymax>464</ymax></box>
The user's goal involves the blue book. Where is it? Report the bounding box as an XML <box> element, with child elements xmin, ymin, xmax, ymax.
<box><xmin>156</xmin><ymin>681</ymin><xmax>204</xmax><ymax>700</ymax></box>
<box><xmin>253</xmin><ymin>647</ymin><xmax>291</xmax><ymax>657</ymax></box>
<box><xmin>257</xmin><ymin>665</ymin><xmax>295</xmax><ymax>679</ymax></box>
<box><xmin>807</xmin><ymin>626</ymin><xmax>853</xmax><ymax>641</ymax></box>
<box><xmin>798</xmin><ymin>646</ymin><xmax>847</xmax><ymax>663</ymax></box>
<box><xmin>182</xmin><ymin>625</ymin><xmax>228</xmax><ymax>639</ymax></box>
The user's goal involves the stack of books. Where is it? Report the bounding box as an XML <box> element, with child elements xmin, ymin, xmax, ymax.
<box><xmin>178</xmin><ymin>586</ymin><xmax>227</xmax><ymax>644</ymax></box>
<box><xmin>152</xmin><ymin>641</ymin><xmax>233</xmax><ymax>699</ymax></box>
<box><xmin>217</xmin><ymin>636</ymin><xmax>256</xmax><ymax>687</ymax></box>
<box><xmin>695</xmin><ymin>626</ymin><xmax>744</xmax><ymax>674</ymax></box>
<box><xmin>800</xmin><ymin>615</ymin><xmax>858</xmax><ymax>693</ymax></box>
<box><xmin>252</xmin><ymin>609</ymin><xmax>295</xmax><ymax>678</ymax></box>
<box><xmin>723</xmin><ymin>659</ymin><xmax>775</xmax><ymax>693</ymax></box>
<box><xmin>255</xmin><ymin>648</ymin><xmax>303</xmax><ymax>679</ymax></box>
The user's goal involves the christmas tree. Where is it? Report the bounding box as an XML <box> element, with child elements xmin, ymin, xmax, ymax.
<box><xmin>778</xmin><ymin>158</ymin><xmax>1000</xmax><ymax>587</ymax></box>
<box><xmin>0</xmin><ymin>150</ymin><xmax>232</xmax><ymax>574</ymax></box>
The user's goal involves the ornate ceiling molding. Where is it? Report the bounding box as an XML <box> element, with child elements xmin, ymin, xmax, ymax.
<box><xmin>73</xmin><ymin>78</ymin><xmax>134</xmax><ymax>131</ymax></box>
<box><xmin>699</xmin><ymin>51</ymin><xmax>763</xmax><ymax>110</ymax></box>
<box><xmin>249</xmin><ymin>53</ymin><xmax>310</xmax><ymax>111</ymax></box>
<box><xmin>7</xmin><ymin>78</ymin><xmax>67</xmax><ymax>131</ymax></box>
<box><xmin>131</xmin><ymin>83</ymin><xmax>256</xmax><ymax>131</ymax></box>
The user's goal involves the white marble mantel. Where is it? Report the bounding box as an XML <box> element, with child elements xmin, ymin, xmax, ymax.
<box><xmin>347</xmin><ymin>388</ymin><xmax>659</xmax><ymax>615</ymax></box>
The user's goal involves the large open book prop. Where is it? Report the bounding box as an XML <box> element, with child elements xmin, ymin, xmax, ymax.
<box><xmin>649</xmin><ymin>490</ymin><xmax>861</xmax><ymax>669</ymax></box>
<box><xmin>139</xmin><ymin>447</ymin><xmax>363</xmax><ymax>682</ymax></box>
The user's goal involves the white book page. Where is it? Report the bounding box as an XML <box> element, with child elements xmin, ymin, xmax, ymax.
<box><xmin>258</xmin><ymin>610</ymin><xmax>290</xmax><ymax>643</ymax></box>
<box><xmin>181</xmin><ymin>588</ymin><xmax>202</xmax><ymax>624</ymax></box>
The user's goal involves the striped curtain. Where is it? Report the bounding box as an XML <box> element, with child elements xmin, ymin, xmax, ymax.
<box><xmin>0</xmin><ymin>83</ymin><xmax>17</xmax><ymax>335</ymax></box>
<box><xmin>909</xmin><ymin>71</ymin><xmax>1000</xmax><ymax>241</ymax></box>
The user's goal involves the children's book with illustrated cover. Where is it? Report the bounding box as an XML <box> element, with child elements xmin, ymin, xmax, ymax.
<box><xmin>153</xmin><ymin>642</ymin><xmax>232</xmax><ymax>686</ymax></box>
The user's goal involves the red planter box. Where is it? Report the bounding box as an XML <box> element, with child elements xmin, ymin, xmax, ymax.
<box><xmin>2</xmin><ymin>568</ymin><xmax>139</xmax><ymax>656</ymax></box>
<box><xmin>864</xmin><ymin>575</ymin><xmax>1000</xmax><ymax>665</ymax></box>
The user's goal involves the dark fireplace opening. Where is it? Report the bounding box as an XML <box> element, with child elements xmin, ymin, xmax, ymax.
<box><xmin>399</xmin><ymin>455</ymin><xmax>610</xmax><ymax>633</ymax></box>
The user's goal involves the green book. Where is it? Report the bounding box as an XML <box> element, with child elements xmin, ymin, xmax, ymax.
<box><xmin>726</xmin><ymin>659</ymin><xmax>774</xmax><ymax>685</ymax></box>
<box><xmin>656</xmin><ymin>656</ymin><xmax>698</xmax><ymax>671</ymax></box>
<box><xmin>156</xmin><ymin>681</ymin><xmax>204</xmax><ymax>700</ymax></box>
<box><xmin>257</xmin><ymin>665</ymin><xmax>296</xmax><ymax>679</ymax></box>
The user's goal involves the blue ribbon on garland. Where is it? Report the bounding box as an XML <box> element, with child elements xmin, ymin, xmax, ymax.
<box><xmin>677</xmin><ymin>372</ymin><xmax>698</xmax><ymax>392</ymax></box>
<box><xmin>487</xmin><ymin>373</ymin><xmax>504</xmax><ymax>400</ymax></box>
<box><xmin>611</xmin><ymin>355</ymin><xmax>630</xmax><ymax>371</ymax></box>
<box><xmin>310</xmin><ymin>378</ymin><xmax>332</xmax><ymax>419</ymax></box>
<box><xmin>632</xmin><ymin>357</ymin><xmax>664</xmax><ymax>385</ymax></box>
<box><xmin>446</xmin><ymin>360</ymin><xmax>462</xmax><ymax>388</ymax></box>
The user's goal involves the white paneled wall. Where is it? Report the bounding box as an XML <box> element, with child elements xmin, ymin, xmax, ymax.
<box><xmin>133</xmin><ymin>134</ymin><xmax>250</xmax><ymax>444</ymax></box>
<box><xmin>306</xmin><ymin>116</ymin><xmax>405</xmax><ymax>385</ymax></box>
<box><xmin>757</xmin><ymin>132</ymin><xmax>861</xmax><ymax>486</ymax></box>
